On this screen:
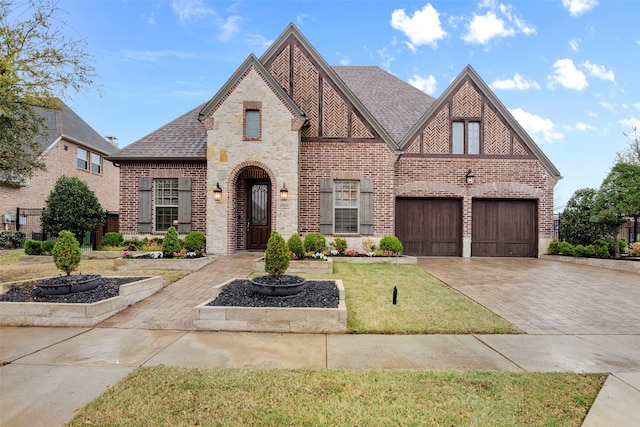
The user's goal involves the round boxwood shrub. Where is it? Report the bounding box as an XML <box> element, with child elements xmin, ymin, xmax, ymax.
<box><xmin>331</xmin><ymin>238</ymin><xmax>348</xmax><ymax>255</ymax></box>
<box><xmin>184</xmin><ymin>231</ymin><xmax>206</xmax><ymax>252</ymax></box>
<box><xmin>52</xmin><ymin>230</ymin><xmax>82</xmax><ymax>276</ymax></box>
<box><xmin>100</xmin><ymin>232</ymin><xmax>124</xmax><ymax>249</ymax></box>
<box><xmin>24</xmin><ymin>239</ymin><xmax>43</xmax><ymax>255</ymax></box>
<box><xmin>304</xmin><ymin>233</ymin><xmax>326</xmax><ymax>254</ymax></box>
<box><xmin>379</xmin><ymin>236</ymin><xmax>404</xmax><ymax>255</ymax></box>
<box><xmin>162</xmin><ymin>226</ymin><xmax>181</xmax><ymax>258</ymax></box>
<box><xmin>264</xmin><ymin>231</ymin><xmax>290</xmax><ymax>279</ymax></box>
<box><xmin>41</xmin><ymin>240</ymin><xmax>55</xmax><ymax>255</ymax></box>
<box><xmin>287</xmin><ymin>233</ymin><xmax>305</xmax><ymax>259</ymax></box>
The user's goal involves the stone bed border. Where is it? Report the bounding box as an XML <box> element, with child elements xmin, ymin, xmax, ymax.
<box><xmin>194</xmin><ymin>278</ymin><xmax>347</xmax><ymax>333</ymax></box>
<box><xmin>252</xmin><ymin>255</ymin><xmax>417</xmax><ymax>274</ymax></box>
<box><xmin>114</xmin><ymin>255</ymin><xmax>215</xmax><ymax>271</ymax></box>
<box><xmin>0</xmin><ymin>276</ymin><xmax>163</xmax><ymax>327</ymax></box>
<box><xmin>540</xmin><ymin>254</ymin><xmax>640</xmax><ymax>274</ymax></box>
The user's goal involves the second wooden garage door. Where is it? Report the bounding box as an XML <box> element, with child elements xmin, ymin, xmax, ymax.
<box><xmin>396</xmin><ymin>198</ymin><xmax>462</xmax><ymax>256</ymax></box>
<box><xmin>472</xmin><ymin>199</ymin><xmax>537</xmax><ymax>257</ymax></box>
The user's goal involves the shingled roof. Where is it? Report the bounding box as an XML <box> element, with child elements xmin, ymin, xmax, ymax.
<box><xmin>107</xmin><ymin>103</ymin><xmax>208</xmax><ymax>161</ymax></box>
<box><xmin>38</xmin><ymin>99</ymin><xmax>118</xmax><ymax>155</ymax></box>
<box><xmin>333</xmin><ymin>66</ymin><xmax>436</xmax><ymax>143</ymax></box>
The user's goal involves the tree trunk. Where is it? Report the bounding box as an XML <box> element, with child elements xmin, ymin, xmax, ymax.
<box><xmin>613</xmin><ymin>227</ymin><xmax>621</xmax><ymax>259</ymax></box>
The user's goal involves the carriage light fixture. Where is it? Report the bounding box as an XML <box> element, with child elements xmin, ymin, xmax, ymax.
<box><xmin>465</xmin><ymin>169</ymin><xmax>475</xmax><ymax>185</ymax></box>
<box><xmin>213</xmin><ymin>182</ymin><xmax>222</xmax><ymax>202</ymax></box>
<box><xmin>280</xmin><ymin>183</ymin><xmax>289</xmax><ymax>201</ymax></box>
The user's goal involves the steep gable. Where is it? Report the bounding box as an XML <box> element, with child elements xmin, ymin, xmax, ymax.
<box><xmin>401</xmin><ymin>65</ymin><xmax>561</xmax><ymax>179</ymax></box>
<box><xmin>261</xmin><ymin>24</ymin><xmax>394</xmax><ymax>146</ymax></box>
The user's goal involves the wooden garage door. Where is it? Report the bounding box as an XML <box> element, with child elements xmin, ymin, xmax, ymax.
<box><xmin>396</xmin><ymin>198</ymin><xmax>462</xmax><ymax>256</ymax></box>
<box><xmin>472</xmin><ymin>199</ymin><xmax>537</xmax><ymax>257</ymax></box>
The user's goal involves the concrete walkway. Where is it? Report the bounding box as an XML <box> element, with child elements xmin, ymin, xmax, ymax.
<box><xmin>1</xmin><ymin>256</ymin><xmax>639</xmax><ymax>426</ymax></box>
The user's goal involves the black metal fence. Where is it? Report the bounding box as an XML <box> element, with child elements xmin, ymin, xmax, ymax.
<box><xmin>13</xmin><ymin>208</ymin><xmax>119</xmax><ymax>250</ymax></box>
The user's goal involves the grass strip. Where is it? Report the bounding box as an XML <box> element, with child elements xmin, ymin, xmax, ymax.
<box><xmin>67</xmin><ymin>367</ymin><xmax>605</xmax><ymax>427</ymax></box>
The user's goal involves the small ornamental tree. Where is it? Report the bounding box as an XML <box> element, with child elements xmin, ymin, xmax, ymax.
<box><xmin>162</xmin><ymin>226</ymin><xmax>181</xmax><ymax>257</ymax></box>
<box><xmin>264</xmin><ymin>231</ymin><xmax>290</xmax><ymax>280</ymax></box>
<box><xmin>287</xmin><ymin>233</ymin><xmax>305</xmax><ymax>259</ymax></box>
<box><xmin>41</xmin><ymin>176</ymin><xmax>105</xmax><ymax>242</ymax></box>
<box><xmin>303</xmin><ymin>233</ymin><xmax>327</xmax><ymax>253</ymax></box>
<box><xmin>379</xmin><ymin>236</ymin><xmax>404</xmax><ymax>255</ymax></box>
<box><xmin>52</xmin><ymin>230</ymin><xmax>81</xmax><ymax>276</ymax></box>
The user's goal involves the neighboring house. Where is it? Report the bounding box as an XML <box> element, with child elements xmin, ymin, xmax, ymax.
<box><xmin>107</xmin><ymin>24</ymin><xmax>561</xmax><ymax>257</ymax></box>
<box><xmin>0</xmin><ymin>99</ymin><xmax>119</xmax><ymax>235</ymax></box>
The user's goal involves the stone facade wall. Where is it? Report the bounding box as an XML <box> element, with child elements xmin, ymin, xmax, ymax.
<box><xmin>0</xmin><ymin>138</ymin><xmax>119</xmax><ymax>219</ymax></box>
<box><xmin>118</xmin><ymin>161</ymin><xmax>207</xmax><ymax>236</ymax></box>
<box><xmin>204</xmin><ymin>67</ymin><xmax>301</xmax><ymax>255</ymax></box>
<box><xmin>299</xmin><ymin>141</ymin><xmax>396</xmax><ymax>236</ymax></box>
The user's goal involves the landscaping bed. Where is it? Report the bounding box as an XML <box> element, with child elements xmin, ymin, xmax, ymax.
<box><xmin>541</xmin><ymin>254</ymin><xmax>640</xmax><ymax>274</ymax></box>
<box><xmin>0</xmin><ymin>276</ymin><xmax>163</xmax><ymax>327</ymax></box>
<box><xmin>114</xmin><ymin>255</ymin><xmax>215</xmax><ymax>271</ymax></box>
<box><xmin>194</xmin><ymin>278</ymin><xmax>347</xmax><ymax>333</ymax></box>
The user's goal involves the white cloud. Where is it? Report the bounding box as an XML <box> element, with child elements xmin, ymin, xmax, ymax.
<box><xmin>582</xmin><ymin>61</ymin><xmax>615</xmax><ymax>82</ymax></box>
<box><xmin>409</xmin><ymin>74</ymin><xmax>437</xmax><ymax>94</ymax></box>
<box><xmin>171</xmin><ymin>0</ymin><xmax>216</xmax><ymax>22</ymax></box>
<box><xmin>620</xmin><ymin>117</ymin><xmax>640</xmax><ymax>129</ymax></box>
<box><xmin>490</xmin><ymin>72</ymin><xmax>540</xmax><ymax>90</ymax></box>
<box><xmin>390</xmin><ymin>4</ymin><xmax>447</xmax><ymax>49</ymax></box>
<box><xmin>143</xmin><ymin>12</ymin><xmax>155</xmax><ymax>25</ymax></box>
<box><xmin>600</xmin><ymin>102</ymin><xmax>616</xmax><ymax>112</ymax></box>
<box><xmin>122</xmin><ymin>50</ymin><xmax>200</xmax><ymax>62</ymax></box>
<box><xmin>548</xmin><ymin>58</ymin><xmax>588</xmax><ymax>90</ymax></box>
<box><xmin>562</xmin><ymin>0</ymin><xmax>598</xmax><ymax>17</ymax></box>
<box><xmin>218</xmin><ymin>16</ymin><xmax>241</xmax><ymax>41</ymax></box>
<box><xmin>377</xmin><ymin>47</ymin><xmax>394</xmax><ymax>71</ymax></box>
<box><xmin>296</xmin><ymin>13</ymin><xmax>310</xmax><ymax>26</ymax></box>
<box><xmin>510</xmin><ymin>107</ymin><xmax>564</xmax><ymax>143</ymax></box>
<box><xmin>568</xmin><ymin>38</ymin><xmax>580</xmax><ymax>51</ymax></box>
<box><xmin>565</xmin><ymin>122</ymin><xmax>596</xmax><ymax>131</ymax></box>
<box><xmin>462</xmin><ymin>1</ymin><xmax>535</xmax><ymax>45</ymax></box>
<box><xmin>634</xmin><ymin>103</ymin><xmax>640</xmax><ymax>110</ymax></box>
<box><xmin>588</xmin><ymin>112</ymin><xmax>598</xmax><ymax>118</ymax></box>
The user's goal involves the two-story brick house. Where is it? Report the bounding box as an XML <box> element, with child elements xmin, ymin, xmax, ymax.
<box><xmin>0</xmin><ymin>99</ymin><xmax>119</xmax><ymax>236</ymax></box>
<box><xmin>108</xmin><ymin>24</ymin><xmax>561</xmax><ymax>257</ymax></box>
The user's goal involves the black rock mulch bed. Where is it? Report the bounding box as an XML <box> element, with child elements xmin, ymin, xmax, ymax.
<box><xmin>208</xmin><ymin>280</ymin><xmax>339</xmax><ymax>308</ymax></box>
<box><xmin>0</xmin><ymin>277</ymin><xmax>147</xmax><ymax>304</ymax></box>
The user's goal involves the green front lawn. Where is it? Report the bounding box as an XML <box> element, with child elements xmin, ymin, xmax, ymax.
<box><xmin>67</xmin><ymin>367</ymin><xmax>604</xmax><ymax>427</ymax></box>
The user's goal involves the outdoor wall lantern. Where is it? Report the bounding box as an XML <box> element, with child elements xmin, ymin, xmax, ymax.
<box><xmin>465</xmin><ymin>169</ymin><xmax>475</xmax><ymax>185</ymax></box>
<box><xmin>213</xmin><ymin>182</ymin><xmax>222</xmax><ymax>202</ymax></box>
<box><xmin>280</xmin><ymin>183</ymin><xmax>289</xmax><ymax>201</ymax></box>
<box><xmin>172</xmin><ymin>219</ymin><xmax>178</xmax><ymax>226</ymax></box>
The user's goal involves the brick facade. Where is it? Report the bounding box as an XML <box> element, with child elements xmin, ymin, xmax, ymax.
<box><xmin>117</xmin><ymin>162</ymin><xmax>207</xmax><ymax>237</ymax></box>
<box><xmin>0</xmin><ymin>138</ymin><xmax>119</xmax><ymax>218</ymax></box>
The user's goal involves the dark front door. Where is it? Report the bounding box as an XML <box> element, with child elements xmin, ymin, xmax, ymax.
<box><xmin>247</xmin><ymin>182</ymin><xmax>270</xmax><ymax>250</ymax></box>
<box><xmin>395</xmin><ymin>198</ymin><xmax>462</xmax><ymax>256</ymax></box>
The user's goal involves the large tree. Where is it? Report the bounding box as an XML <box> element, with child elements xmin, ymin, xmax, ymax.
<box><xmin>560</xmin><ymin>188</ymin><xmax>610</xmax><ymax>246</ymax></box>
<box><xmin>615</xmin><ymin>127</ymin><xmax>640</xmax><ymax>165</ymax></box>
<box><xmin>591</xmin><ymin>162</ymin><xmax>640</xmax><ymax>258</ymax></box>
<box><xmin>41</xmin><ymin>176</ymin><xmax>105</xmax><ymax>242</ymax></box>
<box><xmin>0</xmin><ymin>0</ymin><xmax>97</xmax><ymax>185</ymax></box>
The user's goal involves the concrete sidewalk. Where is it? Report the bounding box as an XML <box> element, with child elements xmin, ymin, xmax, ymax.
<box><xmin>1</xmin><ymin>326</ymin><xmax>639</xmax><ymax>426</ymax></box>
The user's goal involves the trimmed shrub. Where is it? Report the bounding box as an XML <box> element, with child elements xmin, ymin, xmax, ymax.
<box><xmin>41</xmin><ymin>240</ymin><xmax>55</xmax><ymax>255</ymax></box>
<box><xmin>547</xmin><ymin>241</ymin><xmax>561</xmax><ymax>255</ymax></box>
<box><xmin>287</xmin><ymin>233</ymin><xmax>305</xmax><ymax>259</ymax></box>
<box><xmin>573</xmin><ymin>244</ymin><xmax>588</xmax><ymax>257</ymax></box>
<box><xmin>379</xmin><ymin>236</ymin><xmax>404</xmax><ymax>255</ymax></box>
<box><xmin>592</xmin><ymin>240</ymin><xmax>611</xmax><ymax>258</ymax></box>
<box><xmin>52</xmin><ymin>230</ymin><xmax>81</xmax><ymax>276</ymax></box>
<box><xmin>162</xmin><ymin>227</ymin><xmax>181</xmax><ymax>258</ymax></box>
<box><xmin>123</xmin><ymin>238</ymin><xmax>144</xmax><ymax>251</ymax></box>
<box><xmin>0</xmin><ymin>230</ymin><xmax>26</xmax><ymax>249</ymax></box>
<box><xmin>24</xmin><ymin>239</ymin><xmax>43</xmax><ymax>255</ymax></box>
<box><xmin>264</xmin><ymin>231</ymin><xmax>290</xmax><ymax>279</ymax></box>
<box><xmin>330</xmin><ymin>238</ymin><xmax>348</xmax><ymax>255</ymax></box>
<box><xmin>100</xmin><ymin>232</ymin><xmax>124</xmax><ymax>249</ymax></box>
<box><xmin>304</xmin><ymin>233</ymin><xmax>326</xmax><ymax>253</ymax></box>
<box><xmin>184</xmin><ymin>231</ymin><xmax>206</xmax><ymax>252</ymax></box>
<box><xmin>556</xmin><ymin>241</ymin><xmax>575</xmax><ymax>256</ymax></box>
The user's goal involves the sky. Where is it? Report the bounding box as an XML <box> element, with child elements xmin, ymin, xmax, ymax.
<box><xmin>46</xmin><ymin>0</ymin><xmax>640</xmax><ymax>209</ymax></box>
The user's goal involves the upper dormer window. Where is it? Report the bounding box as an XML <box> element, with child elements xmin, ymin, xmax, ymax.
<box><xmin>77</xmin><ymin>148</ymin><xmax>88</xmax><ymax>169</ymax></box>
<box><xmin>452</xmin><ymin>121</ymin><xmax>480</xmax><ymax>155</ymax></box>
<box><xmin>243</xmin><ymin>101</ymin><xmax>262</xmax><ymax>140</ymax></box>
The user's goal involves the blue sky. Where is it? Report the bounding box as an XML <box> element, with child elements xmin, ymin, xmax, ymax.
<box><xmin>57</xmin><ymin>0</ymin><xmax>639</xmax><ymax>209</ymax></box>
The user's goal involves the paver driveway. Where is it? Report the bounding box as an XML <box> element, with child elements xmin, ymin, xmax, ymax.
<box><xmin>418</xmin><ymin>257</ymin><xmax>640</xmax><ymax>334</ymax></box>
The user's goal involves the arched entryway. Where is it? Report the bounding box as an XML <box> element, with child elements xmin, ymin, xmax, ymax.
<box><xmin>234</xmin><ymin>166</ymin><xmax>272</xmax><ymax>251</ymax></box>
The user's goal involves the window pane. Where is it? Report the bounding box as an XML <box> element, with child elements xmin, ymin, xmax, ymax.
<box><xmin>334</xmin><ymin>181</ymin><xmax>358</xmax><ymax>207</ymax></box>
<box><xmin>156</xmin><ymin>207</ymin><xmax>178</xmax><ymax>232</ymax></box>
<box><xmin>452</xmin><ymin>122</ymin><xmax>464</xmax><ymax>154</ymax></box>
<box><xmin>155</xmin><ymin>179</ymin><xmax>179</xmax><ymax>206</ymax></box>
<box><xmin>335</xmin><ymin>208</ymin><xmax>358</xmax><ymax>233</ymax></box>
<box><xmin>77</xmin><ymin>148</ymin><xmax>88</xmax><ymax>169</ymax></box>
<box><xmin>468</xmin><ymin>122</ymin><xmax>480</xmax><ymax>154</ymax></box>
<box><xmin>91</xmin><ymin>153</ymin><xmax>101</xmax><ymax>173</ymax></box>
<box><xmin>246</xmin><ymin>110</ymin><xmax>259</xmax><ymax>138</ymax></box>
